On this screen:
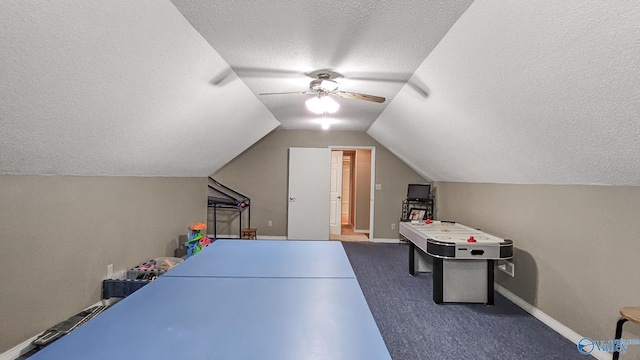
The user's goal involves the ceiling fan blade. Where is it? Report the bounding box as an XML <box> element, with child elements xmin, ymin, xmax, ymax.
<box><xmin>336</xmin><ymin>91</ymin><xmax>386</xmax><ymax>103</ymax></box>
<box><xmin>259</xmin><ymin>91</ymin><xmax>312</xmax><ymax>96</ymax></box>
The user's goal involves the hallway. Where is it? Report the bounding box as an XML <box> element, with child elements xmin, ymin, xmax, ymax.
<box><xmin>329</xmin><ymin>224</ymin><xmax>369</xmax><ymax>242</ymax></box>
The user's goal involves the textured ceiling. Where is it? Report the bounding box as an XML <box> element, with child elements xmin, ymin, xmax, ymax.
<box><xmin>170</xmin><ymin>0</ymin><xmax>474</xmax><ymax>131</ymax></box>
<box><xmin>3</xmin><ymin>1</ymin><xmax>638</xmax><ymax>185</ymax></box>
<box><xmin>0</xmin><ymin>1</ymin><xmax>279</xmax><ymax>176</ymax></box>
<box><xmin>369</xmin><ymin>0</ymin><xmax>640</xmax><ymax>185</ymax></box>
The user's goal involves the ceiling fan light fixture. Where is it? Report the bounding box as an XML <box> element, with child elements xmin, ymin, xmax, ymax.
<box><xmin>305</xmin><ymin>96</ymin><xmax>339</xmax><ymax>114</ymax></box>
<box><xmin>319</xmin><ymin>79</ymin><xmax>339</xmax><ymax>91</ymax></box>
<box><xmin>321</xmin><ymin>96</ymin><xmax>339</xmax><ymax>113</ymax></box>
<box><xmin>305</xmin><ymin>97</ymin><xmax>323</xmax><ymax>114</ymax></box>
<box><xmin>318</xmin><ymin>116</ymin><xmax>334</xmax><ymax>130</ymax></box>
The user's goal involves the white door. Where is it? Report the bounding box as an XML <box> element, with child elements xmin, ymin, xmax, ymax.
<box><xmin>329</xmin><ymin>150</ymin><xmax>343</xmax><ymax>235</ymax></box>
<box><xmin>287</xmin><ymin>148</ymin><xmax>331</xmax><ymax>240</ymax></box>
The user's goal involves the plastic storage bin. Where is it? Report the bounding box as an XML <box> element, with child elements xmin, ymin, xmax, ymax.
<box><xmin>126</xmin><ymin>257</ymin><xmax>183</xmax><ymax>280</ymax></box>
<box><xmin>102</xmin><ymin>279</ymin><xmax>150</xmax><ymax>299</ymax></box>
<box><xmin>102</xmin><ymin>257</ymin><xmax>184</xmax><ymax>299</ymax></box>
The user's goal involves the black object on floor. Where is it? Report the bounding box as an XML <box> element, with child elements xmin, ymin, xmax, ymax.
<box><xmin>342</xmin><ymin>242</ymin><xmax>586</xmax><ymax>360</ymax></box>
<box><xmin>31</xmin><ymin>305</ymin><xmax>108</xmax><ymax>348</ymax></box>
<box><xmin>17</xmin><ymin>305</ymin><xmax>108</xmax><ymax>359</ymax></box>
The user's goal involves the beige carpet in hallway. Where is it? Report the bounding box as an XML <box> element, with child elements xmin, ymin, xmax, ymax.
<box><xmin>329</xmin><ymin>224</ymin><xmax>369</xmax><ymax>242</ymax></box>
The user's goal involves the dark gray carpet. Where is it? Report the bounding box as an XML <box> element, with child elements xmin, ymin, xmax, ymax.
<box><xmin>342</xmin><ymin>242</ymin><xmax>586</xmax><ymax>360</ymax></box>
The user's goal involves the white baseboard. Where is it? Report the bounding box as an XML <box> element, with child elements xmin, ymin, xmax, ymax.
<box><xmin>371</xmin><ymin>238</ymin><xmax>401</xmax><ymax>244</ymax></box>
<box><xmin>0</xmin><ymin>334</ymin><xmax>39</xmax><ymax>360</ymax></box>
<box><xmin>207</xmin><ymin>235</ymin><xmax>287</xmax><ymax>240</ymax></box>
<box><xmin>207</xmin><ymin>234</ymin><xmax>237</xmax><ymax>239</ymax></box>
<box><xmin>212</xmin><ymin>236</ymin><xmax>398</xmax><ymax>243</ymax></box>
<box><xmin>0</xmin><ymin>300</ymin><xmax>112</xmax><ymax>360</ymax></box>
<box><xmin>495</xmin><ymin>284</ymin><xmax>607</xmax><ymax>360</ymax></box>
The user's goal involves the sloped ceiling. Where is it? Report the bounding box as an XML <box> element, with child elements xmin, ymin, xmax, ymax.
<box><xmin>369</xmin><ymin>0</ymin><xmax>640</xmax><ymax>185</ymax></box>
<box><xmin>0</xmin><ymin>1</ymin><xmax>279</xmax><ymax>176</ymax></box>
<box><xmin>170</xmin><ymin>0</ymin><xmax>473</xmax><ymax>131</ymax></box>
<box><xmin>2</xmin><ymin>1</ymin><xmax>638</xmax><ymax>184</ymax></box>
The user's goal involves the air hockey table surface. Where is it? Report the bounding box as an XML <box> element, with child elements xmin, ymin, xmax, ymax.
<box><xmin>399</xmin><ymin>220</ymin><xmax>512</xmax><ymax>259</ymax></box>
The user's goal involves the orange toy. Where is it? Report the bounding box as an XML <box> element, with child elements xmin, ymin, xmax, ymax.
<box><xmin>189</xmin><ymin>222</ymin><xmax>207</xmax><ymax>231</ymax></box>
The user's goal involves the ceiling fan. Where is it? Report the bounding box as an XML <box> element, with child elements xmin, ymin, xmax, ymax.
<box><xmin>259</xmin><ymin>72</ymin><xmax>386</xmax><ymax>105</ymax></box>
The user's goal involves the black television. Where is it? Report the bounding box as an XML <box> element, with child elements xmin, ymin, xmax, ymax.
<box><xmin>407</xmin><ymin>184</ymin><xmax>431</xmax><ymax>201</ymax></box>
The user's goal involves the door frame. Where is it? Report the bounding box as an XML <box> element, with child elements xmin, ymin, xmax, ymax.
<box><xmin>341</xmin><ymin>151</ymin><xmax>356</xmax><ymax>227</ymax></box>
<box><xmin>329</xmin><ymin>146</ymin><xmax>375</xmax><ymax>240</ymax></box>
<box><xmin>329</xmin><ymin>150</ymin><xmax>343</xmax><ymax>236</ymax></box>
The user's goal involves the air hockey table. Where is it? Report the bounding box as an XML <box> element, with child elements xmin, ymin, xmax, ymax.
<box><xmin>399</xmin><ymin>220</ymin><xmax>513</xmax><ymax>305</ymax></box>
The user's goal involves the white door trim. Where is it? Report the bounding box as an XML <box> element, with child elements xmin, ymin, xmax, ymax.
<box><xmin>328</xmin><ymin>146</ymin><xmax>375</xmax><ymax>240</ymax></box>
<box><xmin>329</xmin><ymin>150</ymin><xmax>343</xmax><ymax>235</ymax></box>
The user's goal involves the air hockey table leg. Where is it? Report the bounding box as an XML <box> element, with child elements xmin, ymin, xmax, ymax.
<box><xmin>487</xmin><ymin>260</ymin><xmax>495</xmax><ymax>305</ymax></box>
<box><xmin>409</xmin><ymin>242</ymin><xmax>416</xmax><ymax>276</ymax></box>
<box><xmin>433</xmin><ymin>257</ymin><xmax>443</xmax><ymax>304</ymax></box>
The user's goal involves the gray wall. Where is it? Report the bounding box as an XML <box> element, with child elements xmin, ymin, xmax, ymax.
<box><xmin>0</xmin><ymin>176</ymin><xmax>206</xmax><ymax>353</ymax></box>
<box><xmin>212</xmin><ymin>130</ymin><xmax>429</xmax><ymax>239</ymax></box>
<box><xmin>435</xmin><ymin>182</ymin><xmax>640</xmax><ymax>357</ymax></box>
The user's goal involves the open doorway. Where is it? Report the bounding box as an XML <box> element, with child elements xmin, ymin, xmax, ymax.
<box><xmin>329</xmin><ymin>148</ymin><xmax>373</xmax><ymax>242</ymax></box>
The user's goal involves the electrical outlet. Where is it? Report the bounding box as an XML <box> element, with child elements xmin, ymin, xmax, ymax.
<box><xmin>391</xmin><ymin>223</ymin><xmax>396</xmax><ymax>230</ymax></box>
<box><xmin>375</xmin><ymin>184</ymin><xmax>382</xmax><ymax>190</ymax></box>
<box><xmin>268</xmin><ymin>220</ymin><xmax>273</xmax><ymax>227</ymax></box>
<box><xmin>107</xmin><ymin>264</ymin><xmax>113</xmax><ymax>278</ymax></box>
<box><xmin>498</xmin><ymin>261</ymin><xmax>515</xmax><ymax>277</ymax></box>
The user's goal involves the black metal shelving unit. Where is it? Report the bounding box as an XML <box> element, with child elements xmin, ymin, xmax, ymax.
<box><xmin>207</xmin><ymin>177</ymin><xmax>251</xmax><ymax>239</ymax></box>
<box><xmin>400</xmin><ymin>195</ymin><xmax>434</xmax><ymax>243</ymax></box>
<box><xmin>401</xmin><ymin>197</ymin><xmax>434</xmax><ymax>221</ymax></box>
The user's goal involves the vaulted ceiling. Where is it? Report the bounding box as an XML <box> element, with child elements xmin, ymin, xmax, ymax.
<box><xmin>0</xmin><ymin>1</ymin><xmax>279</xmax><ymax>177</ymax></box>
<box><xmin>170</xmin><ymin>0</ymin><xmax>473</xmax><ymax>131</ymax></box>
<box><xmin>1</xmin><ymin>1</ymin><xmax>638</xmax><ymax>184</ymax></box>
<box><xmin>370</xmin><ymin>1</ymin><xmax>640</xmax><ymax>185</ymax></box>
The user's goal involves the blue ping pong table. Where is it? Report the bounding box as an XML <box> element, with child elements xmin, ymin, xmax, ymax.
<box><xmin>30</xmin><ymin>240</ymin><xmax>391</xmax><ymax>360</ymax></box>
<box><xmin>164</xmin><ymin>239</ymin><xmax>356</xmax><ymax>278</ymax></box>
